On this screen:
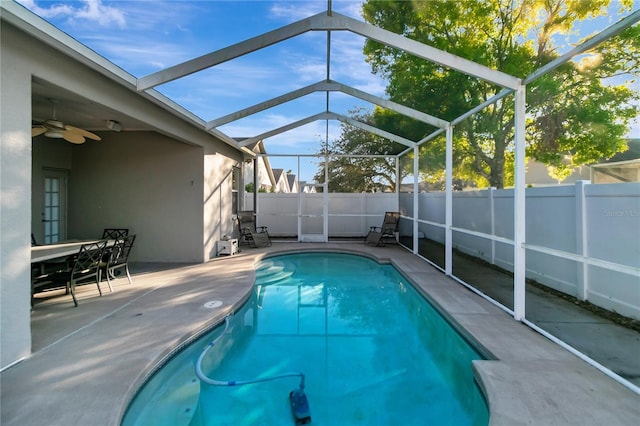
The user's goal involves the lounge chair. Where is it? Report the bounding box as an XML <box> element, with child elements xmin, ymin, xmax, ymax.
<box><xmin>237</xmin><ymin>211</ymin><xmax>272</xmax><ymax>248</ymax></box>
<box><xmin>365</xmin><ymin>212</ymin><xmax>400</xmax><ymax>246</ymax></box>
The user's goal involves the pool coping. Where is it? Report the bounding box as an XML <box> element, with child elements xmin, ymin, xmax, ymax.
<box><xmin>2</xmin><ymin>243</ymin><xmax>639</xmax><ymax>426</ymax></box>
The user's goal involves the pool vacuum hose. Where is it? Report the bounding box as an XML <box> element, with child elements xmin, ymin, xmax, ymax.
<box><xmin>195</xmin><ymin>315</ymin><xmax>312</xmax><ymax>424</ymax></box>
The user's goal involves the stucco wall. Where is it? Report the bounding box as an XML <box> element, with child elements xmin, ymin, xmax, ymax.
<box><xmin>1</xmin><ymin>18</ymin><xmax>243</xmax><ymax>370</ymax></box>
<box><xmin>68</xmin><ymin>132</ymin><xmax>205</xmax><ymax>262</ymax></box>
<box><xmin>1</xmin><ymin>21</ymin><xmax>33</xmax><ymax>370</ymax></box>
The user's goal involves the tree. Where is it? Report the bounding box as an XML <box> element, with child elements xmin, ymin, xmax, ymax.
<box><xmin>314</xmin><ymin>108</ymin><xmax>406</xmax><ymax>192</ymax></box>
<box><xmin>362</xmin><ymin>0</ymin><xmax>638</xmax><ymax>188</ymax></box>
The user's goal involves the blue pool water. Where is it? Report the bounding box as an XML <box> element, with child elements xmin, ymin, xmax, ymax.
<box><xmin>122</xmin><ymin>252</ymin><xmax>489</xmax><ymax>425</ymax></box>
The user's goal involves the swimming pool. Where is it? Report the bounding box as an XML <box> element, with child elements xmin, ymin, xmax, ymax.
<box><xmin>122</xmin><ymin>252</ymin><xmax>489</xmax><ymax>425</ymax></box>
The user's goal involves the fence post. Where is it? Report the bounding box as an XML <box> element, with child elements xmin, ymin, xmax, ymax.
<box><xmin>575</xmin><ymin>180</ymin><xmax>590</xmax><ymax>301</ymax></box>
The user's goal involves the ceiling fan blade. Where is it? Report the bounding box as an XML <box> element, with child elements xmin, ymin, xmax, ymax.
<box><xmin>32</xmin><ymin>126</ymin><xmax>47</xmax><ymax>137</ymax></box>
<box><xmin>65</xmin><ymin>125</ymin><xmax>101</xmax><ymax>141</ymax></box>
<box><xmin>62</xmin><ymin>132</ymin><xmax>86</xmax><ymax>144</ymax></box>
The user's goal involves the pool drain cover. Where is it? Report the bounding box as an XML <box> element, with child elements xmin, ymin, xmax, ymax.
<box><xmin>204</xmin><ymin>300</ymin><xmax>223</xmax><ymax>309</ymax></box>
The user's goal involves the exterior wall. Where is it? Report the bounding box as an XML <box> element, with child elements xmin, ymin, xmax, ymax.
<box><xmin>66</xmin><ymin>132</ymin><xmax>205</xmax><ymax>262</ymax></box>
<box><xmin>1</xmin><ymin>20</ymin><xmax>243</xmax><ymax>370</ymax></box>
<box><xmin>1</xmin><ymin>22</ymin><xmax>33</xmax><ymax>369</ymax></box>
<box><xmin>204</xmin><ymin>151</ymin><xmax>238</xmax><ymax>259</ymax></box>
<box><xmin>526</xmin><ymin>159</ymin><xmax>591</xmax><ymax>186</ymax></box>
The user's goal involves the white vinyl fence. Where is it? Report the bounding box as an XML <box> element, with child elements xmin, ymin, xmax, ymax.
<box><xmin>244</xmin><ymin>192</ymin><xmax>398</xmax><ymax>237</ymax></box>
<box><xmin>245</xmin><ymin>181</ymin><xmax>639</xmax><ymax>319</ymax></box>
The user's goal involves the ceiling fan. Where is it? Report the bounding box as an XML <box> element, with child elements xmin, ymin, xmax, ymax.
<box><xmin>32</xmin><ymin>99</ymin><xmax>101</xmax><ymax>144</ymax></box>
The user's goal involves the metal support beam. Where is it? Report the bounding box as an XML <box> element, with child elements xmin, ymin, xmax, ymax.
<box><xmin>413</xmin><ymin>145</ymin><xmax>419</xmax><ymax>255</ymax></box>
<box><xmin>336</xmin><ymin>114</ymin><xmax>416</xmax><ymax>147</ymax></box>
<box><xmin>137</xmin><ymin>16</ymin><xmax>319</xmax><ymax>90</ymax></box>
<box><xmin>445</xmin><ymin>125</ymin><xmax>453</xmax><ymax>275</ymax></box>
<box><xmin>206</xmin><ymin>82</ymin><xmax>326</xmax><ymax>129</ymax></box>
<box><xmin>238</xmin><ymin>112</ymin><xmax>329</xmax><ymax>147</ymax></box>
<box><xmin>139</xmin><ymin>11</ymin><xmax>521</xmax><ymax>92</ymax></box>
<box><xmin>335</xmin><ymin>82</ymin><xmax>448</xmax><ymax>128</ymax></box>
<box><xmin>238</xmin><ymin>111</ymin><xmax>417</xmax><ymax>148</ymax></box>
<box><xmin>328</xmin><ymin>13</ymin><xmax>522</xmax><ymax>90</ymax></box>
<box><xmin>524</xmin><ymin>10</ymin><xmax>640</xmax><ymax>85</ymax></box>
<box><xmin>513</xmin><ymin>85</ymin><xmax>527</xmax><ymax>321</ymax></box>
<box><xmin>206</xmin><ymin>80</ymin><xmax>448</xmax><ymax>130</ymax></box>
<box><xmin>452</xmin><ymin>88</ymin><xmax>514</xmax><ymax>126</ymax></box>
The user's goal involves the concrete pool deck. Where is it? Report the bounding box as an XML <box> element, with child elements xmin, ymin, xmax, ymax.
<box><xmin>1</xmin><ymin>243</ymin><xmax>638</xmax><ymax>425</ymax></box>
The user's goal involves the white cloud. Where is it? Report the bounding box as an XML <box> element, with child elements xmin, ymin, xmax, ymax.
<box><xmin>268</xmin><ymin>1</ymin><xmax>326</xmax><ymax>21</ymax></box>
<box><xmin>18</xmin><ymin>0</ymin><xmax>126</xmax><ymax>28</ymax></box>
<box><xmin>75</xmin><ymin>0</ymin><xmax>126</xmax><ymax>27</ymax></box>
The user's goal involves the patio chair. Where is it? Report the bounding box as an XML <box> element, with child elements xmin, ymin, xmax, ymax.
<box><xmin>365</xmin><ymin>212</ymin><xmax>400</xmax><ymax>247</ymax></box>
<box><xmin>101</xmin><ymin>228</ymin><xmax>129</xmax><ymax>264</ymax></box>
<box><xmin>101</xmin><ymin>234</ymin><xmax>136</xmax><ymax>286</ymax></box>
<box><xmin>102</xmin><ymin>228</ymin><xmax>129</xmax><ymax>239</ymax></box>
<box><xmin>32</xmin><ymin>240</ymin><xmax>108</xmax><ymax>307</ymax></box>
<box><xmin>236</xmin><ymin>211</ymin><xmax>271</xmax><ymax>248</ymax></box>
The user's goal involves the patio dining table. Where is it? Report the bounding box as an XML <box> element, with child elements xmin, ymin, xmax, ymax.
<box><xmin>31</xmin><ymin>240</ymin><xmax>100</xmax><ymax>263</ymax></box>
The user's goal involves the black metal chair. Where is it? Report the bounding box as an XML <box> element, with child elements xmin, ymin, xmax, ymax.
<box><xmin>32</xmin><ymin>240</ymin><xmax>108</xmax><ymax>307</ymax></box>
<box><xmin>102</xmin><ymin>234</ymin><xmax>136</xmax><ymax>285</ymax></box>
<box><xmin>101</xmin><ymin>228</ymin><xmax>129</xmax><ymax>266</ymax></box>
<box><xmin>102</xmin><ymin>228</ymin><xmax>129</xmax><ymax>239</ymax></box>
<box><xmin>365</xmin><ymin>212</ymin><xmax>400</xmax><ymax>246</ymax></box>
<box><xmin>236</xmin><ymin>211</ymin><xmax>271</xmax><ymax>248</ymax></box>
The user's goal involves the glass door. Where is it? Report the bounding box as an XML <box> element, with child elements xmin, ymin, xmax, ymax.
<box><xmin>43</xmin><ymin>169</ymin><xmax>67</xmax><ymax>244</ymax></box>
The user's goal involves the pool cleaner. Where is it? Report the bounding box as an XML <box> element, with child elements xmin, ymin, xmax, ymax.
<box><xmin>289</xmin><ymin>380</ymin><xmax>311</xmax><ymax>425</ymax></box>
<box><xmin>195</xmin><ymin>315</ymin><xmax>311</xmax><ymax>425</ymax></box>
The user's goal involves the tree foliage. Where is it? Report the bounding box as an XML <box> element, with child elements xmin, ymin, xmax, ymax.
<box><xmin>314</xmin><ymin>108</ymin><xmax>406</xmax><ymax>192</ymax></box>
<box><xmin>361</xmin><ymin>0</ymin><xmax>638</xmax><ymax>188</ymax></box>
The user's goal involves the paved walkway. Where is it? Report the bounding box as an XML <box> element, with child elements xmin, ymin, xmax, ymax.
<box><xmin>1</xmin><ymin>243</ymin><xmax>638</xmax><ymax>425</ymax></box>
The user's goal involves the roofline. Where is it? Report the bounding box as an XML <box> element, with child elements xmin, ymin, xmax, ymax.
<box><xmin>0</xmin><ymin>1</ymin><xmax>242</xmax><ymax>151</ymax></box>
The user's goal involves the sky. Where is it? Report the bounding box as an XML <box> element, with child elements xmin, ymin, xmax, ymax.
<box><xmin>15</xmin><ymin>0</ymin><xmax>640</xmax><ymax>182</ymax></box>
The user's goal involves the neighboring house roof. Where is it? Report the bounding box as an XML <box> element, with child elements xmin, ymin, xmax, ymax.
<box><xmin>526</xmin><ymin>139</ymin><xmax>640</xmax><ymax>186</ymax></box>
<box><xmin>271</xmin><ymin>168</ymin><xmax>291</xmax><ymax>192</ymax></box>
<box><xmin>287</xmin><ymin>174</ymin><xmax>298</xmax><ymax>192</ymax></box>
<box><xmin>239</xmin><ymin>139</ymin><xmax>277</xmax><ymax>190</ymax></box>
<box><xmin>591</xmin><ymin>140</ymin><xmax>640</xmax><ymax>183</ymax></box>
<box><xmin>299</xmin><ymin>181</ymin><xmax>317</xmax><ymax>193</ymax></box>
<box><xmin>601</xmin><ymin>138</ymin><xmax>640</xmax><ymax>163</ymax></box>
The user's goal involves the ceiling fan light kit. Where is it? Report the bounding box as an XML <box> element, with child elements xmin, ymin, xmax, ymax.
<box><xmin>44</xmin><ymin>130</ymin><xmax>64</xmax><ymax>138</ymax></box>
